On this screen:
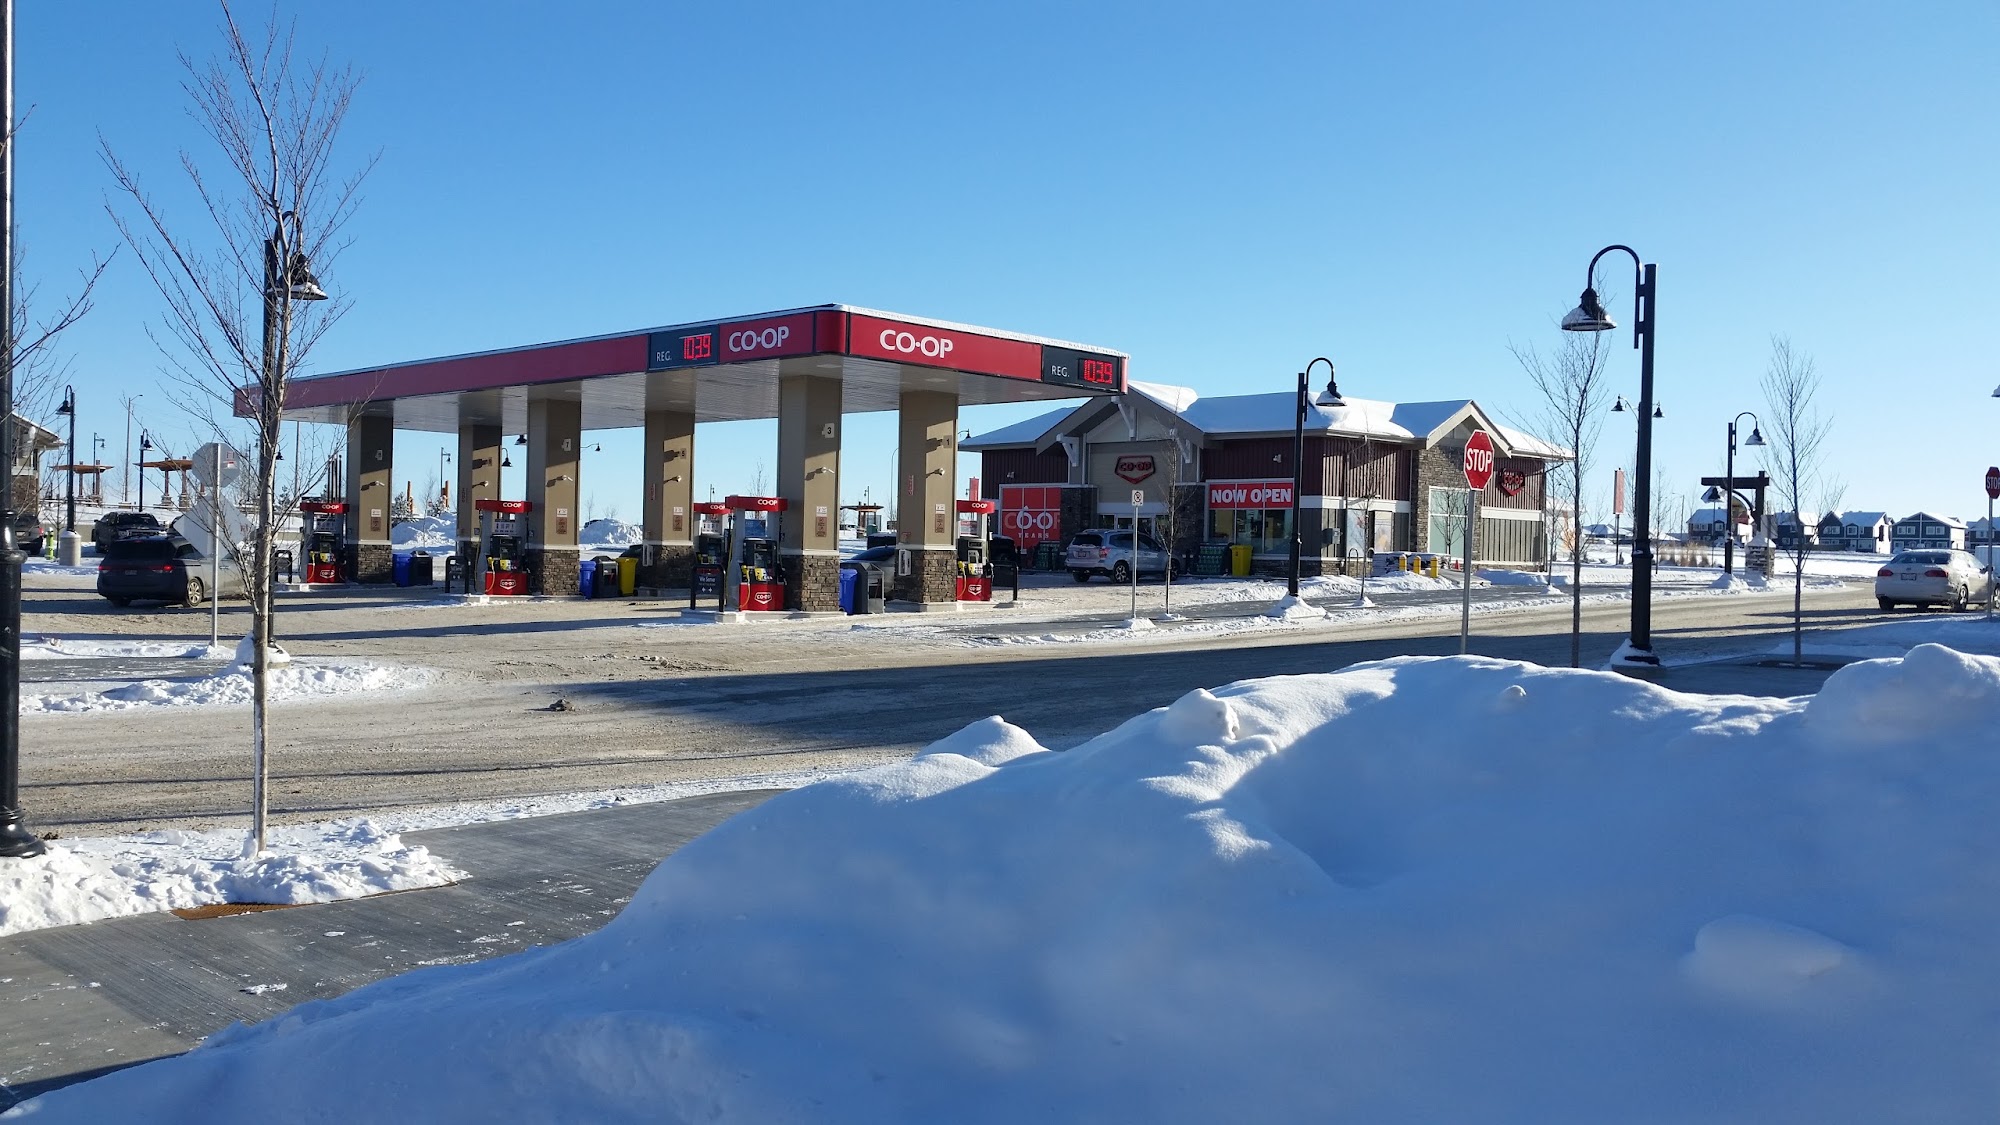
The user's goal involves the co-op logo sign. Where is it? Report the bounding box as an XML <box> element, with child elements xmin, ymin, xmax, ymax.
<box><xmin>727</xmin><ymin>325</ymin><xmax>790</xmax><ymax>353</ymax></box>
<box><xmin>878</xmin><ymin>328</ymin><xmax>956</xmax><ymax>361</ymax></box>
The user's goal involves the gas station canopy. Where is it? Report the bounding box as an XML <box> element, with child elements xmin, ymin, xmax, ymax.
<box><xmin>277</xmin><ymin>304</ymin><xmax>1129</xmax><ymax>432</ymax></box>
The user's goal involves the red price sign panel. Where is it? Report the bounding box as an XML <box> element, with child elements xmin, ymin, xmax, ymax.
<box><xmin>1463</xmin><ymin>431</ymin><xmax>1495</xmax><ymax>491</ymax></box>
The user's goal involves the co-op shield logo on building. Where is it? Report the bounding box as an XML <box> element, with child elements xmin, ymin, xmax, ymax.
<box><xmin>1114</xmin><ymin>455</ymin><xmax>1155</xmax><ymax>484</ymax></box>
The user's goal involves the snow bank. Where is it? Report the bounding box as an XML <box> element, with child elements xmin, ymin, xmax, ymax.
<box><xmin>0</xmin><ymin>821</ymin><xmax>463</xmax><ymax>937</ymax></box>
<box><xmin>580</xmin><ymin>517</ymin><xmax>641</xmax><ymax>548</ymax></box>
<box><xmin>391</xmin><ymin>515</ymin><xmax>454</xmax><ymax>551</ymax></box>
<box><xmin>19</xmin><ymin>638</ymin><xmax>229</xmax><ymax>661</ymax></box>
<box><xmin>21</xmin><ymin>660</ymin><xmax>431</xmax><ymax>715</ymax></box>
<box><xmin>27</xmin><ymin>648</ymin><xmax>2000</xmax><ymax>1122</ymax></box>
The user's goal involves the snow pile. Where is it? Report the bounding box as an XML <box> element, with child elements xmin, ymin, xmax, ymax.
<box><xmin>391</xmin><ymin>515</ymin><xmax>455</xmax><ymax>550</ymax></box>
<box><xmin>1708</xmin><ymin>571</ymin><xmax>1769</xmax><ymax>592</ymax></box>
<box><xmin>0</xmin><ymin>820</ymin><xmax>463</xmax><ymax>937</ymax></box>
<box><xmin>20</xmin><ymin>638</ymin><xmax>229</xmax><ymax>661</ymax></box>
<box><xmin>21</xmin><ymin>661</ymin><xmax>431</xmax><ymax>715</ymax></box>
<box><xmin>1478</xmin><ymin>567</ymin><xmax>1550</xmax><ymax>587</ymax></box>
<box><xmin>29</xmin><ymin>646</ymin><xmax>2000</xmax><ymax>1122</ymax></box>
<box><xmin>580</xmin><ymin>517</ymin><xmax>641</xmax><ymax>548</ymax></box>
<box><xmin>1262</xmin><ymin>592</ymin><xmax>1325</xmax><ymax>620</ymax></box>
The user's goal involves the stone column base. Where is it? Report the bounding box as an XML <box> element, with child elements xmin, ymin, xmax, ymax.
<box><xmin>891</xmin><ymin>546</ymin><xmax>959</xmax><ymax>604</ymax></box>
<box><xmin>637</xmin><ymin>542</ymin><xmax>694</xmax><ymax>590</ymax></box>
<box><xmin>781</xmin><ymin>552</ymin><xmax>842</xmax><ymax>612</ymax></box>
<box><xmin>527</xmin><ymin>547</ymin><xmax>581</xmax><ymax>597</ymax></box>
<box><xmin>353</xmin><ymin>542</ymin><xmax>395</xmax><ymax>584</ymax></box>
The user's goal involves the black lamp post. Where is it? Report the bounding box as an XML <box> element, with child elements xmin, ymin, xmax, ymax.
<box><xmin>54</xmin><ymin>385</ymin><xmax>74</xmax><ymax>534</ymax></box>
<box><xmin>1288</xmin><ymin>357</ymin><xmax>1343</xmax><ymax>598</ymax></box>
<box><xmin>0</xmin><ymin>0</ymin><xmax>41</xmax><ymax>857</ymax></box>
<box><xmin>1723</xmin><ymin>411</ymin><xmax>1764</xmax><ymax>575</ymax></box>
<box><xmin>1563</xmin><ymin>244</ymin><xmax>1661</xmax><ymax>667</ymax></box>
<box><xmin>137</xmin><ymin>430</ymin><xmax>153</xmax><ymax>513</ymax></box>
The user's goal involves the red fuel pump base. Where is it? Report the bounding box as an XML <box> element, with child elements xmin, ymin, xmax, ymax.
<box><xmin>956</xmin><ymin>575</ymin><xmax>992</xmax><ymax>601</ymax></box>
<box><xmin>484</xmin><ymin>571</ymin><xmax>527</xmax><ymax>596</ymax></box>
<box><xmin>738</xmin><ymin>581</ymin><xmax>784</xmax><ymax>611</ymax></box>
<box><xmin>304</xmin><ymin>562</ymin><xmax>342</xmax><ymax>584</ymax></box>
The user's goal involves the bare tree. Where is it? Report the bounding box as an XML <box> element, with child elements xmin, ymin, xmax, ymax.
<box><xmin>102</xmin><ymin>2</ymin><xmax>373</xmax><ymax>852</ymax></box>
<box><xmin>8</xmin><ymin>244</ymin><xmax>112</xmax><ymax>423</ymax></box>
<box><xmin>1512</xmin><ymin>329</ymin><xmax>1610</xmax><ymax>667</ymax></box>
<box><xmin>1761</xmin><ymin>337</ymin><xmax>1830</xmax><ymax>664</ymax></box>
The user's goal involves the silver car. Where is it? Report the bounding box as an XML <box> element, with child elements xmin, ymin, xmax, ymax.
<box><xmin>1065</xmin><ymin>529</ymin><xmax>1170</xmax><ymax>583</ymax></box>
<box><xmin>1875</xmin><ymin>549</ymin><xmax>1993</xmax><ymax>612</ymax></box>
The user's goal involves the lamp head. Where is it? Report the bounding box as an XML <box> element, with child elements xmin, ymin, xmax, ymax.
<box><xmin>1702</xmin><ymin>486</ymin><xmax>1722</xmax><ymax>504</ymax></box>
<box><xmin>1652</xmin><ymin>403</ymin><xmax>1665</xmax><ymax>419</ymax></box>
<box><xmin>1744</xmin><ymin>425</ymin><xmax>1766</xmax><ymax>447</ymax></box>
<box><xmin>1561</xmin><ymin>287</ymin><xmax>1616</xmax><ymax>333</ymax></box>
<box><xmin>501</xmin><ymin>453</ymin><xmax>513</xmax><ymax>468</ymax></box>
<box><xmin>1611</xmin><ymin>396</ymin><xmax>1630</xmax><ymax>413</ymax></box>
<box><xmin>515</xmin><ymin>434</ymin><xmax>528</xmax><ymax>446</ymax></box>
<box><xmin>1314</xmin><ymin>372</ymin><xmax>1344</xmax><ymax>408</ymax></box>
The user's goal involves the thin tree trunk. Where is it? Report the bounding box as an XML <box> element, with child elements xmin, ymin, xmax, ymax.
<box><xmin>1570</xmin><ymin>486</ymin><xmax>1583</xmax><ymax>668</ymax></box>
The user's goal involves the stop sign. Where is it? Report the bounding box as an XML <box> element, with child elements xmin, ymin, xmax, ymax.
<box><xmin>1463</xmin><ymin>431</ymin><xmax>1496</xmax><ymax>491</ymax></box>
<box><xmin>1986</xmin><ymin>466</ymin><xmax>1999</xmax><ymax>501</ymax></box>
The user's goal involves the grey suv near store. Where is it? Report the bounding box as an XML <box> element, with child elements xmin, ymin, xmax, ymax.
<box><xmin>1065</xmin><ymin>529</ymin><xmax>1171</xmax><ymax>583</ymax></box>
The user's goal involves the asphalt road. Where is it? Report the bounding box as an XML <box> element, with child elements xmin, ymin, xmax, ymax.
<box><xmin>16</xmin><ymin>572</ymin><xmax>1884</xmax><ymax>837</ymax></box>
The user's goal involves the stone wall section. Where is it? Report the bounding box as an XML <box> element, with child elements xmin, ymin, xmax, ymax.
<box><xmin>781</xmin><ymin>553</ymin><xmax>842</xmax><ymax>613</ymax></box>
<box><xmin>527</xmin><ymin>547</ymin><xmax>580</xmax><ymax>597</ymax></box>
<box><xmin>891</xmin><ymin>546</ymin><xmax>959</xmax><ymax>603</ymax></box>
<box><xmin>637</xmin><ymin>543</ymin><xmax>693</xmax><ymax>592</ymax></box>
<box><xmin>353</xmin><ymin>543</ymin><xmax>395</xmax><ymax>585</ymax></box>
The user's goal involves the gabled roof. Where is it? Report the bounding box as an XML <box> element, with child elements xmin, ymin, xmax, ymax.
<box><xmin>958</xmin><ymin>406</ymin><xmax>1079</xmax><ymax>451</ymax></box>
<box><xmin>1821</xmin><ymin>510</ymin><xmax>1889</xmax><ymax>526</ymax></box>
<box><xmin>1894</xmin><ymin>511</ymin><xmax>1966</xmax><ymax>528</ymax></box>
<box><xmin>1689</xmin><ymin>507</ymin><xmax>1727</xmax><ymax>523</ymax></box>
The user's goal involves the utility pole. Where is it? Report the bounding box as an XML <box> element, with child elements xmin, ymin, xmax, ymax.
<box><xmin>0</xmin><ymin>0</ymin><xmax>46</xmax><ymax>857</ymax></box>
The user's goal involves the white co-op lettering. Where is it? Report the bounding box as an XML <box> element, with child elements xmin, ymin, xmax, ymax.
<box><xmin>727</xmin><ymin>325</ymin><xmax>791</xmax><ymax>352</ymax></box>
<box><xmin>878</xmin><ymin>328</ymin><xmax>956</xmax><ymax>360</ymax></box>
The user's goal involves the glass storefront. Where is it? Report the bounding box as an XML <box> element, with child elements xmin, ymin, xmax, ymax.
<box><xmin>1211</xmin><ymin>507</ymin><xmax>1292</xmax><ymax>555</ymax></box>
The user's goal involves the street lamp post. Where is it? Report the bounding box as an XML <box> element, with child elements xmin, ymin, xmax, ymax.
<box><xmin>54</xmin><ymin>385</ymin><xmax>74</xmax><ymax>533</ymax></box>
<box><xmin>439</xmin><ymin>448</ymin><xmax>451</xmax><ymax>512</ymax></box>
<box><xmin>1722</xmin><ymin>411</ymin><xmax>1764</xmax><ymax>575</ymax></box>
<box><xmin>1563</xmin><ymin>244</ymin><xmax>1661</xmax><ymax>667</ymax></box>
<box><xmin>0</xmin><ymin>0</ymin><xmax>42</xmax><ymax>857</ymax></box>
<box><xmin>137</xmin><ymin>430</ymin><xmax>153</xmax><ymax>513</ymax></box>
<box><xmin>1288</xmin><ymin>357</ymin><xmax>1344</xmax><ymax>598</ymax></box>
<box><xmin>91</xmin><ymin>434</ymin><xmax>105</xmax><ymax>503</ymax></box>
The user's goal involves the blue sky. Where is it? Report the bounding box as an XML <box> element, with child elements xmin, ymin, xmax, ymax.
<box><xmin>17</xmin><ymin>1</ymin><xmax>1998</xmax><ymax>525</ymax></box>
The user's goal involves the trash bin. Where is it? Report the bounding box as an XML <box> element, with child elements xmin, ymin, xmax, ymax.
<box><xmin>865</xmin><ymin>570</ymin><xmax>886</xmax><ymax>613</ymax></box>
<box><xmin>272</xmin><ymin>548</ymin><xmax>295</xmax><ymax>584</ymax></box>
<box><xmin>839</xmin><ymin>565</ymin><xmax>861</xmax><ymax>614</ymax></box>
<box><xmin>1195</xmin><ymin>542</ymin><xmax>1229</xmax><ymax>576</ymax></box>
<box><xmin>617</xmin><ymin>556</ymin><xmax>637</xmax><ymax>595</ymax></box>
<box><xmin>594</xmin><ymin>556</ymin><xmax>620</xmax><ymax>598</ymax></box>
<box><xmin>579</xmin><ymin>558</ymin><xmax>599</xmax><ymax>598</ymax></box>
<box><xmin>409</xmin><ymin>551</ymin><xmax>434</xmax><ymax>586</ymax></box>
<box><xmin>1229</xmin><ymin>544</ymin><xmax>1253</xmax><ymax>577</ymax></box>
<box><xmin>392</xmin><ymin>552</ymin><xmax>414</xmax><ymax>587</ymax></box>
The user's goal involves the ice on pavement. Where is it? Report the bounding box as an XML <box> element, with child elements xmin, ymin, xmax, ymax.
<box><xmin>24</xmin><ymin>643</ymin><xmax>2000</xmax><ymax>1122</ymax></box>
<box><xmin>0</xmin><ymin>821</ymin><xmax>463</xmax><ymax>937</ymax></box>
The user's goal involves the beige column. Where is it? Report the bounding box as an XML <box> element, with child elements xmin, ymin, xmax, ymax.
<box><xmin>525</xmin><ymin>398</ymin><xmax>582</xmax><ymax>596</ymax></box>
<box><xmin>344</xmin><ymin>412</ymin><xmax>395</xmax><ymax>583</ymax></box>
<box><xmin>777</xmin><ymin>373</ymin><xmax>842</xmax><ymax>611</ymax></box>
<box><xmin>640</xmin><ymin>408</ymin><xmax>696</xmax><ymax>590</ymax></box>
<box><xmin>895</xmin><ymin>389</ymin><xmax>960</xmax><ymax>603</ymax></box>
<box><xmin>454</xmin><ymin>423</ymin><xmax>502</xmax><ymax>585</ymax></box>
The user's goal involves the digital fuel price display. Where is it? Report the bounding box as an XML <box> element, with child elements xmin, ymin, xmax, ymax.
<box><xmin>647</xmin><ymin>327</ymin><xmax>720</xmax><ymax>370</ymax></box>
<box><xmin>1039</xmin><ymin>346</ymin><xmax>1123</xmax><ymax>391</ymax></box>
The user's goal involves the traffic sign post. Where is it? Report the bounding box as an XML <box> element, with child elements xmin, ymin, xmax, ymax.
<box><xmin>1986</xmin><ymin>467</ymin><xmax>1999</xmax><ymax>620</ymax></box>
<box><xmin>1459</xmin><ymin>433</ymin><xmax>1493</xmax><ymax>654</ymax></box>
<box><xmin>1130</xmin><ymin>489</ymin><xmax>1144</xmax><ymax>621</ymax></box>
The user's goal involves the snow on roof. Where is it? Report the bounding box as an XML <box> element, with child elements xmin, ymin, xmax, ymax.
<box><xmin>1897</xmin><ymin>512</ymin><xmax>1967</xmax><ymax>528</ymax></box>
<box><xmin>1690</xmin><ymin>507</ymin><xmax>1727</xmax><ymax>523</ymax></box>
<box><xmin>1179</xmin><ymin>392</ymin><xmax>1417</xmax><ymax>441</ymax></box>
<box><xmin>1127</xmin><ymin>380</ymin><xmax>1201</xmax><ymax>413</ymax></box>
<box><xmin>960</xmin><ymin>406</ymin><xmax>1082</xmax><ymax>450</ymax></box>
<box><xmin>1824</xmin><ymin>511</ymin><xmax>1888</xmax><ymax>525</ymax></box>
<box><xmin>1386</xmin><ymin>400</ymin><xmax>1470</xmax><ymax>440</ymax></box>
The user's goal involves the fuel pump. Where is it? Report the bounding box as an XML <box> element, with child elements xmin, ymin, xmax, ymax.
<box><xmin>723</xmin><ymin>495</ymin><xmax>787</xmax><ymax>612</ymax></box>
<box><xmin>955</xmin><ymin>498</ymin><xmax>996</xmax><ymax>602</ymax></box>
<box><xmin>298</xmin><ymin>500</ymin><xmax>347</xmax><ymax>584</ymax></box>
<box><xmin>474</xmin><ymin>498</ymin><xmax>532</xmax><ymax>596</ymax></box>
<box><xmin>690</xmin><ymin>501</ymin><xmax>730</xmax><ymax>608</ymax></box>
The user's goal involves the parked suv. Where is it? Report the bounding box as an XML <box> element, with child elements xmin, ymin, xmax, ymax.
<box><xmin>92</xmin><ymin>511</ymin><xmax>163</xmax><ymax>553</ymax></box>
<box><xmin>1066</xmin><ymin>529</ymin><xmax>1170</xmax><ymax>583</ymax></box>
<box><xmin>1875</xmin><ymin>549</ymin><xmax>1994</xmax><ymax>612</ymax></box>
<box><xmin>97</xmin><ymin>535</ymin><xmax>243</xmax><ymax>608</ymax></box>
<box><xmin>11</xmin><ymin>511</ymin><xmax>46</xmax><ymax>556</ymax></box>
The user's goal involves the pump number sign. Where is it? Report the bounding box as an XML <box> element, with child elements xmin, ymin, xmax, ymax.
<box><xmin>1463</xmin><ymin>431</ymin><xmax>1495</xmax><ymax>491</ymax></box>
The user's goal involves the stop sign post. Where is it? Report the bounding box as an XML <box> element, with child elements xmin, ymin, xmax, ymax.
<box><xmin>1987</xmin><ymin>468</ymin><xmax>1999</xmax><ymax>620</ymax></box>
<box><xmin>1457</xmin><ymin>431</ymin><xmax>1494</xmax><ymax>654</ymax></box>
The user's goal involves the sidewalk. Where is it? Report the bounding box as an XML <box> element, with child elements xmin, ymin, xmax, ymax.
<box><xmin>0</xmin><ymin>788</ymin><xmax>779</xmax><ymax>1110</ymax></box>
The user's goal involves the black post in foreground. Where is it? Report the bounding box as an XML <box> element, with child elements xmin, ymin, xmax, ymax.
<box><xmin>1286</xmin><ymin>357</ymin><xmax>1343</xmax><ymax>600</ymax></box>
<box><xmin>0</xmin><ymin>0</ymin><xmax>45</xmax><ymax>858</ymax></box>
<box><xmin>1564</xmin><ymin>245</ymin><xmax>1660</xmax><ymax>668</ymax></box>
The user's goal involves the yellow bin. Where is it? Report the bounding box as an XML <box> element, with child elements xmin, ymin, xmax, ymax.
<box><xmin>1229</xmin><ymin>544</ymin><xmax>1253</xmax><ymax>577</ymax></box>
<box><xmin>617</xmin><ymin>556</ymin><xmax>637</xmax><ymax>595</ymax></box>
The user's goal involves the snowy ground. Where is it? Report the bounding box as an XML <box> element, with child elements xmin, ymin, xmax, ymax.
<box><xmin>16</xmin><ymin>636</ymin><xmax>433</xmax><ymax>715</ymax></box>
<box><xmin>20</xmin><ymin>636</ymin><xmax>2000</xmax><ymax>1123</ymax></box>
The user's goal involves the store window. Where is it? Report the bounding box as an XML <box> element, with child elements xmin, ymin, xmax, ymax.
<box><xmin>1428</xmin><ymin>486</ymin><xmax>1469</xmax><ymax>555</ymax></box>
<box><xmin>1209</xmin><ymin>507</ymin><xmax>1292</xmax><ymax>554</ymax></box>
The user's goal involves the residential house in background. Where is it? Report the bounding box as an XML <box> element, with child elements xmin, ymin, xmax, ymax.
<box><xmin>1968</xmin><ymin>516</ymin><xmax>1997</xmax><ymax>549</ymax></box>
<box><xmin>1687</xmin><ymin>507</ymin><xmax>1728</xmax><ymax>541</ymax></box>
<box><xmin>1817</xmin><ymin>511</ymin><xmax>1892</xmax><ymax>554</ymax></box>
<box><xmin>1890</xmin><ymin>511</ymin><xmax>1966</xmax><ymax>552</ymax></box>
<box><xmin>1772</xmin><ymin>511</ymin><xmax>1819</xmax><ymax>552</ymax></box>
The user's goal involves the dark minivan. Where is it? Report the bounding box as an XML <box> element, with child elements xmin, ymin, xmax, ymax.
<box><xmin>97</xmin><ymin>537</ymin><xmax>212</xmax><ymax>608</ymax></box>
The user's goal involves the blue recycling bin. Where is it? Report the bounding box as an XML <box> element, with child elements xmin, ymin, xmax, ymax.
<box><xmin>391</xmin><ymin>552</ymin><xmax>413</xmax><ymax>587</ymax></box>
<box><xmin>838</xmin><ymin>565</ymin><xmax>861</xmax><ymax>614</ymax></box>
<box><xmin>579</xmin><ymin>558</ymin><xmax>599</xmax><ymax>599</ymax></box>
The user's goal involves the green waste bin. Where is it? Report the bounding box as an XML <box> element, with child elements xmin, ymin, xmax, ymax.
<box><xmin>617</xmin><ymin>556</ymin><xmax>637</xmax><ymax>595</ymax></box>
<box><xmin>1229</xmin><ymin>544</ymin><xmax>1253</xmax><ymax>577</ymax></box>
